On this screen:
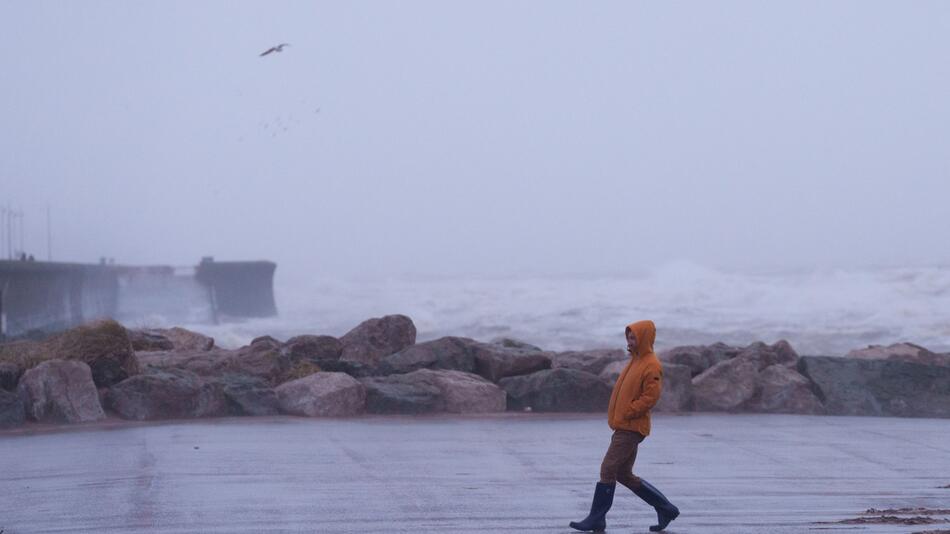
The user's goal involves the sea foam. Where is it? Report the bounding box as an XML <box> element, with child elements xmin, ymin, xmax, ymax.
<box><xmin>170</xmin><ymin>262</ymin><xmax>950</xmax><ymax>356</ymax></box>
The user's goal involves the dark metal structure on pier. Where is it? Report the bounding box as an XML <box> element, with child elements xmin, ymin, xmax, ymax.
<box><xmin>0</xmin><ymin>258</ymin><xmax>277</xmax><ymax>339</ymax></box>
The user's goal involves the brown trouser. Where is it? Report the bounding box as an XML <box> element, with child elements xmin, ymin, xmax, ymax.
<box><xmin>599</xmin><ymin>430</ymin><xmax>645</xmax><ymax>488</ymax></box>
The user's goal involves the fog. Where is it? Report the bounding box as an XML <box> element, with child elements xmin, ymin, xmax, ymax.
<box><xmin>2</xmin><ymin>1</ymin><xmax>949</xmax><ymax>280</ymax></box>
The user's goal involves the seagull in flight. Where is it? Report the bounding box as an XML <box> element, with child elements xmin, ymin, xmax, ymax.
<box><xmin>260</xmin><ymin>43</ymin><xmax>290</xmax><ymax>57</ymax></box>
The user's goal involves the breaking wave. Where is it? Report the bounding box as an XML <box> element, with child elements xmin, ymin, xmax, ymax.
<box><xmin>170</xmin><ymin>262</ymin><xmax>950</xmax><ymax>356</ymax></box>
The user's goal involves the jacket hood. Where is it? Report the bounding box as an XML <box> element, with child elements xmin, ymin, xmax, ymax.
<box><xmin>625</xmin><ymin>320</ymin><xmax>656</xmax><ymax>358</ymax></box>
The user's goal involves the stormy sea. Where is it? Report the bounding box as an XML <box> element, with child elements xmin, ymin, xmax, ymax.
<box><xmin>132</xmin><ymin>262</ymin><xmax>950</xmax><ymax>356</ymax></box>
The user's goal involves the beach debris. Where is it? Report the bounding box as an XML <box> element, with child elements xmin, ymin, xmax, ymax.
<box><xmin>817</xmin><ymin>508</ymin><xmax>950</xmax><ymax>526</ymax></box>
<box><xmin>866</xmin><ymin>508</ymin><xmax>950</xmax><ymax>516</ymax></box>
<box><xmin>829</xmin><ymin>516</ymin><xmax>946</xmax><ymax>525</ymax></box>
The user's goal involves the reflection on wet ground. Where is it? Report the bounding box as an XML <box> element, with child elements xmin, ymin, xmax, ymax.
<box><xmin>1</xmin><ymin>413</ymin><xmax>948</xmax><ymax>533</ymax></box>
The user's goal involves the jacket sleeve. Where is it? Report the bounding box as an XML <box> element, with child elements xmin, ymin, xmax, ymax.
<box><xmin>626</xmin><ymin>365</ymin><xmax>663</xmax><ymax>419</ymax></box>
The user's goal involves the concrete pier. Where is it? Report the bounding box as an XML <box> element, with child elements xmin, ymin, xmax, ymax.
<box><xmin>0</xmin><ymin>260</ymin><xmax>118</xmax><ymax>338</ymax></box>
<box><xmin>0</xmin><ymin>259</ymin><xmax>276</xmax><ymax>339</ymax></box>
<box><xmin>1</xmin><ymin>413</ymin><xmax>948</xmax><ymax>533</ymax></box>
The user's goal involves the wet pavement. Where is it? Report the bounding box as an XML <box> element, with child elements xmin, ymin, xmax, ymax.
<box><xmin>1</xmin><ymin>413</ymin><xmax>949</xmax><ymax>533</ymax></box>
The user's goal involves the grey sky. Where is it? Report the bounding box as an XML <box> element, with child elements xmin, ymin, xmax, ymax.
<box><xmin>2</xmin><ymin>1</ymin><xmax>948</xmax><ymax>278</ymax></box>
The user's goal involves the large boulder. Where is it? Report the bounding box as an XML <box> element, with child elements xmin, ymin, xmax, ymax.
<box><xmin>340</xmin><ymin>315</ymin><xmax>416</xmax><ymax>365</ymax></box>
<box><xmin>45</xmin><ymin>319</ymin><xmax>139</xmax><ymax>387</ymax></box>
<box><xmin>127</xmin><ymin>329</ymin><xmax>175</xmax><ymax>352</ymax></box>
<box><xmin>280</xmin><ymin>334</ymin><xmax>364</xmax><ymax>379</ymax></box>
<box><xmin>213</xmin><ymin>374</ymin><xmax>280</xmax><ymax>416</ymax></box>
<box><xmin>846</xmin><ymin>343</ymin><xmax>950</xmax><ymax>367</ymax></box>
<box><xmin>691</xmin><ymin>345</ymin><xmax>820</xmax><ymax>414</ymax></box>
<box><xmin>691</xmin><ymin>357</ymin><xmax>760</xmax><ymax>412</ymax></box>
<box><xmin>746</xmin><ymin>364</ymin><xmax>824</xmax><ymax>414</ymax></box>
<box><xmin>212</xmin><ymin>340</ymin><xmax>291</xmax><ymax>385</ymax></box>
<box><xmin>275</xmin><ymin>372</ymin><xmax>366</xmax><ymax>417</ymax></box>
<box><xmin>375</xmin><ymin>335</ymin><xmax>549</xmax><ymax>381</ymax></box>
<box><xmin>277</xmin><ymin>359</ymin><xmax>324</xmax><ymax>384</ymax></box>
<box><xmin>551</xmin><ymin>349</ymin><xmax>627</xmax><ymax>376</ymax></box>
<box><xmin>798</xmin><ymin>356</ymin><xmax>950</xmax><ymax>418</ymax></box>
<box><xmin>136</xmin><ymin>348</ymin><xmax>227</xmax><ymax>376</ymax></box>
<box><xmin>250</xmin><ymin>336</ymin><xmax>282</xmax><ymax>350</ymax></box>
<box><xmin>283</xmin><ymin>335</ymin><xmax>343</xmax><ymax>361</ymax></box>
<box><xmin>360</xmin><ymin>374</ymin><xmax>444</xmax><ymax>414</ymax></box>
<box><xmin>419</xmin><ymin>369</ymin><xmax>506</xmax><ymax>413</ymax></box>
<box><xmin>499</xmin><ymin>368</ymin><xmax>612</xmax><ymax>412</ymax></box>
<box><xmin>654</xmin><ymin>363</ymin><xmax>694</xmax><ymax>412</ymax></box>
<box><xmin>137</xmin><ymin>338</ymin><xmax>341</xmax><ymax>386</ymax></box>
<box><xmin>0</xmin><ymin>361</ymin><xmax>22</xmax><ymax>391</ymax></box>
<box><xmin>660</xmin><ymin>342</ymin><xmax>741</xmax><ymax>377</ymax></box>
<box><xmin>362</xmin><ymin>369</ymin><xmax>505</xmax><ymax>414</ymax></box>
<box><xmin>2</xmin><ymin>321</ymin><xmax>137</xmax><ymax>388</ymax></box>
<box><xmin>376</xmin><ymin>337</ymin><xmax>479</xmax><ymax>376</ymax></box>
<box><xmin>128</xmin><ymin>325</ymin><xmax>215</xmax><ymax>353</ymax></box>
<box><xmin>17</xmin><ymin>360</ymin><xmax>105</xmax><ymax>423</ymax></box>
<box><xmin>737</xmin><ymin>340</ymin><xmax>799</xmax><ymax>371</ymax></box>
<box><xmin>151</xmin><ymin>327</ymin><xmax>215</xmax><ymax>351</ymax></box>
<box><xmin>307</xmin><ymin>359</ymin><xmax>375</xmax><ymax>378</ymax></box>
<box><xmin>0</xmin><ymin>340</ymin><xmax>42</xmax><ymax>374</ymax></box>
<box><xmin>472</xmin><ymin>344</ymin><xmax>552</xmax><ymax>382</ymax></box>
<box><xmin>490</xmin><ymin>338</ymin><xmax>544</xmax><ymax>352</ymax></box>
<box><xmin>107</xmin><ymin>368</ymin><xmax>228</xmax><ymax>420</ymax></box>
<box><xmin>0</xmin><ymin>389</ymin><xmax>25</xmax><ymax>428</ymax></box>
<box><xmin>475</xmin><ymin>350</ymin><xmax>551</xmax><ymax>382</ymax></box>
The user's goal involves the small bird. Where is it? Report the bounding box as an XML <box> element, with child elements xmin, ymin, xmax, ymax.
<box><xmin>259</xmin><ymin>43</ymin><xmax>290</xmax><ymax>57</ymax></box>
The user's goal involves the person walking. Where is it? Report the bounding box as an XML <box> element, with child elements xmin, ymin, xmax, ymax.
<box><xmin>570</xmin><ymin>319</ymin><xmax>680</xmax><ymax>532</ymax></box>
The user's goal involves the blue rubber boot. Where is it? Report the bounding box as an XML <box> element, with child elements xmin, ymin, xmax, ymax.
<box><xmin>632</xmin><ymin>478</ymin><xmax>679</xmax><ymax>531</ymax></box>
<box><xmin>569</xmin><ymin>482</ymin><xmax>615</xmax><ymax>532</ymax></box>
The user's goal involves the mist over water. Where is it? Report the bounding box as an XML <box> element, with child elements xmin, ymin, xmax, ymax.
<box><xmin>3</xmin><ymin>3</ymin><xmax>950</xmax><ymax>355</ymax></box>
<box><xmin>144</xmin><ymin>262</ymin><xmax>950</xmax><ymax>356</ymax></box>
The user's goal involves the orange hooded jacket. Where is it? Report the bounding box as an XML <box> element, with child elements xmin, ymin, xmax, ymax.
<box><xmin>607</xmin><ymin>320</ymin><xmax>663</xmax><ymax>436</ymax></box>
